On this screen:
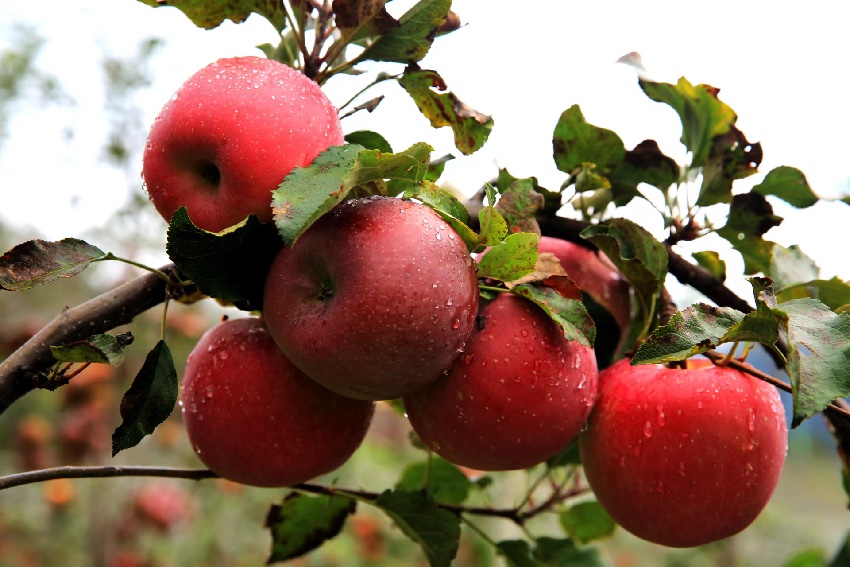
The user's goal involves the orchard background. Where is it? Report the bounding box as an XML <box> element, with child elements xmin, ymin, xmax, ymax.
<box><xmin>1</xmin><ymin>1</ymin><xmax>850</xmax><ymax>566</ymax></box>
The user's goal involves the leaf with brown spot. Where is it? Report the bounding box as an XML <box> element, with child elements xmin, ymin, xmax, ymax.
<box><xmin>333</xmin><ymin>0</ymin><xmax>398</xmax><ymax>42</ymax></box>
<box><xmin>136</xmin><ymin>0</ymin><xmax>287</xmax><ymax>32</ymax></box>
<box><xmin>1</xmin><ymin>238</ymin><xmax>105</xmax><ymax>291</ymax></box>
<box><xmin>398</xmin><ymin>68</ymin><xmax>493</xmax><ymax>155</ymax></box>
<box><xmin>358</xmin><ymin>0</ymin><xmax>451</xmax><ymax>63</ymax></box>
<box><xmin>697</xmin><ymin>126</ymin><xmax>763</xmax><ymax>206</ymax></box>
<box><xmin>494</xmin><ymin>179</ymin><xmax>544</xmax><ymax>235</ymax></box>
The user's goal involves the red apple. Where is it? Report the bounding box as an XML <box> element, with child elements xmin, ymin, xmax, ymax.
<box><xmin>263</xmin><ymin>196</ymin><xmax>480</xmax><ymax>401</ymax></box>
<box><xmin>181</xmin><ymin>317</ymin><xmax>374</xmax><ymax>487</ymax></box>
<box><xmin>142</xmin><ymin>56</ymin><xmax>344</xmax><ymax>232</ymax></box>
<box><xmin>403</xmin><ymin>293</ymin><xmax>598</xmax><ymax>470</ymax></box>
<box><xmin>579</xmin><ymin>358</ymin><xmax>788</xmax><ymax>548</ymax></box>
<box><xmin>537</xmin><ymin>236</ymin><xmax>632</xmax><ymax>357</ymax></box>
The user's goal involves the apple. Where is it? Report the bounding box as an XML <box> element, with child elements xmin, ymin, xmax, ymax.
<box><xmin>403</xmin><ymin>293</ymin><xmax>598</xmax><ymax>470</ymax></box>
<box><xmin>142</xmin><ymin>56</ymin><xmax>344</xmax><ymax>232</ymax></box>
<box><xmin>263</xmin><ymin>196</ymin><xmax>480</xmax><ymax>401</ymax></box>
<box><xmin>180</xmin><ymin>316</ymin><xmax>374</xmax><ymax>487</ymax></box>
<box><xmin>537</xmin><ymin>236</ymin><xmax>632</xmax><ymax>361</ymax></box>
<box><xmin>578</xmin><ymin>357</ymin><xmax>788</xmax><ymax>548</ymax></box>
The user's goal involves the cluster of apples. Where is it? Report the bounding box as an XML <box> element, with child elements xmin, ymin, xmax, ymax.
<box><xmin>141</xmin><ymin>56</ymin><xmax>789</xmax><ymax>550</ymax></box>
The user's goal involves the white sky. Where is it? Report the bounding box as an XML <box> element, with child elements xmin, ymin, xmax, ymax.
<box><xmin>1</xmin><ymin>0</ymin><xmax>849</xmax><ymax>298</ymax></box>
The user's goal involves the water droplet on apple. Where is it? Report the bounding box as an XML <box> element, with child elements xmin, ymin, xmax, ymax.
<box><xmin>452</xmin><ymin>319</ymin><xmax>460</xmax><ymax>329</ymax></box>
<box><xmin>446</xmin><ymin>298</ymin><xmax>453</xmax><ymax>306</ymax></box>
<box><xmin>747</xmin><ymin>408</ymin><xmax>756</xmax><ymax>432</ymax></box>
<box><xmin>577</xmin><ymin>375</ymin><xmax>587</xmax><ymax>389</ymax></box>
<box><xmin>656</xmin><ymin>406</ymin><xmax>666</xmax><ymax>426</ymax></box>
<box><xmin>643</xmin><ymin>420</ymin><xmax>654</xmax><ymax>438</ymax></box>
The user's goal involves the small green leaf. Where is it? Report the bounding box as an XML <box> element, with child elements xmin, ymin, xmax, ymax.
<box><xmin>396</xmin><ymin>457</ymin><xmax>472</xmax><ymax>504</ymax></box>
<box><xmin>51</xmin><ymin>332</ymin><xmax>133</xmax><ymax>366</ymax></box>
<box><xmin>333</xmin><ymin>0</ymin><xmax>398</xmax><ymax>43</ymax></box>
<box><xmin>476</xmin><ymin>233</ymin><xmax>539</xmax><ymax>283</ymax></box>
<box><xmin>137</xmin><ymin>0</ymin><xmax>287</xmax><ymax>32</ymax></box>
<box><xmin>782</xmin><ymin>547</ymin><xmax>827</xmax><ymax>567</ymax></box>
<box><xmin>639</xmin><ymin>77</ymin><xmax>737</xmax><ymax>169</ymax></box>
<box><xmin>511</xmin><ymin>284</ymin><xmax>596</xmax><ymax>347</ymax></box>
<box><xmin>534</xmin><ymin>537</ymin><xmax>605</xmax><ymax>566</ymax></box>
<box><xmin>608</xmin><ymin>139</ymin><xmax>680</xmax><ymax>194</ymax></box>
<box><xmin>111</xmin><ymin>341</ymin><xmax>178</xmax><ymax>456</ymax></box>
<box><xmin>374</xmin><ymin>489</ymin><xmax>460</xmax><ymax>567</ymax></box>
<box><xmin>1</xmin><ymin>238</ymin><xmax>104</xmax><ymax>291</ymax></box>
<box><xmin>827</xmin><ymin>532</ymin><xmax>850</xmax><ymax>567</ymax></box>
<box><xmin>477</xmin><ymin>206</ymin><xmax>508</xmax><ymax>249</ymax></box>
<box><xmin>770</xmin><ymin>245</ymin><xmax>820</xmax><ymax>292</ymax></box>
<box><xmin>345</xmin><ymin>130</ymin><xmax>393</xmax><ymax>153</ymax></box>
<box><xmin>359</xmin><ymin>0</ymin><xmax>451</xmax><ymax>63</ymax></box>
<box><xmin>166</xmin><ymin>208</ymin><xmax>281</xmax><ymax>311</ymax></box>
<box><xmin>580</xmin><ymin>218</ymin><xmax>668</xmax><ymax>319</ymax></box>
<box><xmin>497</xmin><ymin>540</ymin><xmax>541</xmax><ymax>567</ymax></box>
<box><xmin>777</xmin><ymin>277</ymin><xmax>850</xmax><ymax>310</ymax></box>
<box><xmin>495</xmin><ymin>179</ymin><xmax>545</xmax><ymax>235</ymax></box>
<box><xmin>783</xmin><ymin>298</ymin><xmax>850</xmax><ymax>427</ymax></box>
<box><xmin>265</xmin><ymin>493</ymin><xmax>356</xmax><ymax>563</ymax></box>
<box><xmin>398</xmin><ymin>69</ymin><xmax>493</xmax><ymax>155</ymax></box>
<box><xmin>559</xmin><ymin>501</ymin><xmax>616</xmax><ymax>544</ymax></box>
<box><xmin>553</xmin><ymin>105</ymin><xmax>626</xmax><ymax>175</ymax></box>
<box><xmin>693</xmin><ymin>251</ymin><xmax>726</xmax><ymax>281</ymax></box>
<box><xmin>425</xmin><ymin>153</ymin><xmax>454</xmax><ymax>182</ymax></box>
<box><xmin>404</xmin><ymin>181</ymin><xmax>470</xmax><ymax>226</ymax></box>
<box><xmin>754</xmin><ymin>166</ymin><xmax>818</xmax><ymax>209</ymax></box>
<box><xmin>717</xmin><ymin>192</ymin><xmax>782</xmax><ymax>274</ymax></box>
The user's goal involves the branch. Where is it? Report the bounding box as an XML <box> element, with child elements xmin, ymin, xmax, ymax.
<box><xmin>0</xmin><ymin>264</ymin><xmax>180</xmax><ymax>415</ymax></box>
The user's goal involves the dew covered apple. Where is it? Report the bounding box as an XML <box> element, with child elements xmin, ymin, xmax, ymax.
<box><xmin>180</xmin><ymin>317</ymin><xmax>374</xmax><ymax>487</ymax></box>
<box><xmin>142</xmin><ymin>56</ymin><xmax>344</xmax><ymax>232</ymax></box>
<box><xmin>263</xmin><ymin>196</ymin><xmax>479</xmax><ymax>401</ymax></box>
<box><xmin>579</xmin><ymin>358</ymin><xmax>788</xmax><ymax>548</ymax></box>
<box><xmin>404</xmin><ymin>293</ymin><xmax>598</xmax><ymax>470</ymax></box>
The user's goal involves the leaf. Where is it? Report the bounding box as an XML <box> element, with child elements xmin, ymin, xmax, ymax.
<box><xmin>497</xmin><ymin>540</ymin><xmax>541</xmax><ymax>567</ymax></box>
<box><xmin>398</xmin><ymin>68</ymin><xmax>493</xmax><ymax>155</ymax></box>
<box><xmin>533</xmin><ymin>537</ymin><xmax>605</xmax><ymax>566</ymax></box>
<box><xmin>559</xmin><ymin>501</ymin><xmax>616</xmax><ymax>544</ymax></box>
<box><xmin>111</xmin><ymin>341</ymin><xmax>178</xmax><ymax>456</ymax></box>
<box><xmin>166</xmin><ymin>209</ymin><xmax>281</xmax><ymax>311</ymax></box>
<box><xmin>639</xmin><ymin>77</ymin><xmax>737</xmax><ymax>169</ymax></box>
<box><xmin>425</xmin><ymin>153</ymin><xmax>454</xmax><ymax>182</ymax></box>
<box><xmin>717</xmin><ymin>192</ymin><xmax>782</xmax><ymax>274</ymax></box>
<box><xmin>777</xmin><ymin>277</ymin><xmax>850</xmax><ymax>311</ymax></box>
<box><xmin>136</xmin><ymin>0</ymin><xmax>287</xmax><ymax>32</ymax></box>
<box><xmin>333</xmin><ymin>0</ymin><xmax>398</xmax><ymax>43</ymax></box>
<box><xmin>266</xmin><ymin>493</ymin><xmax>356</xmax><ymax>563</ymax></box>
<box><xmin>580</xmin><ymin>218</ymin><xmax>668</xmax><ymax>317</ymax></box>
<box><xmin>51</xmin><ymin>332</ymin><xmax>133</xmax><ymax>366</ymax></box>
<box><xmin>693</xmin><ymin>251</ymin><xmax>726</xmax><ymax>281</ymax></box>
<box><xmin>477</xmin><ymin>205</ymin><xmax>508</xmax><ymax>249</ymax></box>
<box><xmin>754</xmin><ymin>166</ymin><xmax>818</xmax><ymax>209</ymax></box>
<box><xmin>495</xmin><ymin>179</ymin><xmax>545</xmax><ymax>235</ymax></box>
<box><xmin>553</xmin><ymin>104</ymin><xmax>626</xmax><ymax>175</ymax></box>
<box><xmin>770</xmin><ymin>245</ymin><xmax>820</xmax><ymax>292</ymax></box>
<box><xmin>782</xmin><ymin>298</ymin><xmax>850</xmax><ymax>427</ymax></box>
<box><xmin>272</xmin><ymin>144</ymin><xmax>364</xmax><ymax>245</ymax></box>
<box><xmin>345</xmin><ymin>130</ymin><xmax>393</xmax><ymax>153</ymax></box>
<box><xmin>374</xmin><ymin>489</ymin><xmax>460</xmax><ymax>567</ymax></box>
<box><xmin>828</xmin><ymin>532</ymin><xmax>850</xmax><ymax>567</ymax></box>
<box><xmin>608</xmin><ymin>139</ymin><xmax>680</xmax><ymax>193</ymax></box>
<box><xmin>511</xmin><ymin>284</ymin><xmax>596</xmax><ymax>347</ymax></box>
<box><xmin>546</xmin><ymin>438</ymin><xmax>581</xmax><ymax>468</ymax></box>
<box><xmin>476</xmin><ymin>233</ymin><xmax>539</xmax><ymax>283</ymax></box>
<box><xmin>358</xmin><ymin>0</ymin><xmax>450</xmax><ymax>63</ymax></box>
<box><xmin>782</xmin><ymin>548</ymin><xmax>827</xmax><ymax>567</ymax></box>
<box><xmin>0</xmin><ymin>238</ymin><xmax>104</xmax><ymax>291</ymax></box>
<box><xmin>395</xmin><ymin>457</ymin><xmax>472</xmax><ymax>504</ymax></box>
<box><xmin>697</xmin><ymin>126</ymin><xmax>762</xmax><ymax>206</ymax></box>
<box><xmin>403</xmin><ymin>181</ymin><xmax>477</xmax><ymax>250</ymax></box>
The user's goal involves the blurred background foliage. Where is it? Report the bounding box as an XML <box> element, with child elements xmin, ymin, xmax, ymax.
<box><xmin>0</xmin><ymin>15</ymin><xmax>848</xmax><ymax>567</ymax></box>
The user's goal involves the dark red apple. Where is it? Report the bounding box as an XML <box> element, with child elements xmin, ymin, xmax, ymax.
<box><xmin>403</xmin><ymin>293</ymin><xmax>598</xmax><ymax>470</ymax></box>
<box><xmin>579</xmin><ymin>358</ymin><xmax>788</xmax><ymax>548</ymax></box>
<box><xmin>142</xmin><ymin>56</ymin><xmax>344</xmax><ymax>232</ymax></box>
<box><xmin>180</xmin><ymin>317</ymin><xmax>374</xmax><ymax>487</ymax></box>
<box><xmin>263</xmin><ymin>196</ymin><xmax>480</xmax><ymax>401</ymax></box>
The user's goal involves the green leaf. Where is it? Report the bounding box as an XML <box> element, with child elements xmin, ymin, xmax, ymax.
<box><xmin>345</xmin><ymin>130</ymin><xmax>393</xmax><ymax>153</ymax></box>
<box><xmin>476</xmin><ymin>233</ymin><xmax>539</xmax><ymax>283</ymax></box>
<box><xmin>693</xmin><ymin>251</ymin><xmax>726</xmax><ymax>281</ymax></box>
<box><xmin>51</xmin><ymin>332</ymin><xmax>133</xmax><ymax>366</ymax></box>
<box><xmin>272</xmin><ymin>144</ymin><xmax>364</xmax><ymax>245</ymax></box>
<box><xmin>827</xmin><ymin>532</ymin><xmax>850</xmax><ymax>567</ymax></box>
<box><xmin>511</xmin><ymin>284</ymin><xmax>596</xmax><ymax>347</ymax></box>
<box><xmin>608</xmin><ymin>139</ymin><xmax>680</xmax><ymax>193</ymax></box>
<box><xmin>546</xmin><ymin>438</ymin><xmax>581</xmax><ymax>468</ymax></box>
<box><xmin>580</xmin><ymin>218</ymin><xmax>668</xmax><ymax>319</ymax></box>
<box><xmin>495</xmin><ymin>179</ymin><xmax>545</xmax><ymax>235</ymax></box>
<box><xmin>754</xmin><ymin>166</ymin><xmax>818</xmax><ymax>209</ymax></box>
<box><xmin>425</xmin><ymin>153</ymin><xmax>454</xmax><ymax>182</ymax></box>
<box><xmin>697</xmin><ymin>126</ymin><xmax>762</xmax><ymax>206</ymax></box>
<box><xmin>333</xmin><ymin>0</ymin><xmax>398</xmax><ymax>43</ymax></box>
<box><xmin>782</xmin><ymin>548</ymin><xmax>827</xmax><ymax>567</ymax></box>
<box><xmin>136</xmin><ymin>0</ymin><xmax>287</xmax><ymax>32</ymax></box>
<box><xmin>553</xmin><ymin>104</ymin><xmax>626</xmax><ymax>175</ymax></box>
<box><xmin>477</xmin><ymin>206</ymin><xmax>508</xmax><ymax>249</ymax></box>
<box><xmin>166</xmin><ymin>209</ymin><xmax>281</xmax><ymax>311</ymax></box>
<box><xmin>396</xmin><ymin>457</ymin><xmax>472</xmax><ymax>504</ymax></box>
<box><xmin>770</xmin><ymin>245</ymin><xmax>820</xmax><ymax>292</ymax></box>
<box><xmin>497</xmin><ymin>540</ymin><xmax>541</xmax><ymax>567</ymax></box>
<box><xmin>777</xmin><ymin>277</ymin><xmax>850</xmax><ymax>311</ymax></box>
<box><xmin>374</xmin><ymin>489</ymin><xmax>460</xmax><ymax>567</ymax></box>
<box><xmin>717</xmin><ymin>192</ymin><xmax>783</xmax><ymax>274</ymax></box>
<box><xmin>398</xmin><ymin>69</ymin><xmax>493</xmax><ymax>155</ymax></box>
<box><xmin>639</xmin><ymin>77</ymin><xmax>737</xmax><ymax>168</ymax></box>
<box><xmin>359</xmin><ymin>0</ymin><xmax>451</xmax><ymax>63</ymax></box>
<box><xmin>782</xmin><ymin>298</ymin><xmax>850</xmax><ymax>427</ymax></box>
<box><xmin>559</xmin><ymin>501</ymin><xmax>616</xmax><ymax>544</ymax></box>
<box><xmin>534</xmin><ymin>537</ymin><xmax>605</xmax><ymax>566</ymax></box>
<box><xmin>265</xmin><ymin>493</ymin><xmax>356</xmax><ymax>563</ymax></box>
<box><xmin>111</xmin><ymin>341</ymin><xmax>178</xmax><ymax>456</ymax></box>
<box><xmin>403</xmin><ymin>181</ymin><xmax>477</xmax><ymax>250</ymax></box>
<box><xmin>1</xmin><ymin>238</ymin><xmax>104</xmax><ymax>291</ymax></box>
